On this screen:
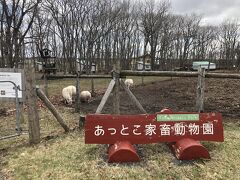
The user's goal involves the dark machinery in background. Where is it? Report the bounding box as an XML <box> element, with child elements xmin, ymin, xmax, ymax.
<box><xmin>40</xmin><ymin>48</ymin><xmax>57</xmax><ymax>75</ymax></box>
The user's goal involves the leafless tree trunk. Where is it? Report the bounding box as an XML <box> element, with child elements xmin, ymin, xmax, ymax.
<box><xmin>1</xmin><ymin>0</ymin><xmax>41</xmax><ymax>67</ymax></box>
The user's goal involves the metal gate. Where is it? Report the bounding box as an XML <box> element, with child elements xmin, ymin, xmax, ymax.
<box><xmin>0</xmin><ymin>76</ymin><xmax>27</xmax><ymax>140</ymax></box>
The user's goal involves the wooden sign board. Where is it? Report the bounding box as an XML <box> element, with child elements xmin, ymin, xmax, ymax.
<box><xmin>85</xmin><ymin>112</ymin><xmax>223</xmax><ymax>144</ymax></box>
<box><xmin>0</xmin><ymin>68</ymin><xmax>24</xmax><ymax>101</ymax></box>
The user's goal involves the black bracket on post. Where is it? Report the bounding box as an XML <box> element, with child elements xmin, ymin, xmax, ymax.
<box><xmin>39</xmin><ymin>48</ymin><xmax>53</xmax><ymax>97</ymax></box>
<box><xmin>111</xmin><ymin>70</ymin><xmax>120</xmax><ymax>80</ymax></box>
<box><xmin>40</xmin><ymin>48</ymin><xmax>52</xmax><ymax>59</ymax></box>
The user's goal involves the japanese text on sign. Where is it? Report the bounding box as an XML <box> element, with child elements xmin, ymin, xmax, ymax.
<box><xmin>85</xmin><ymin>113</ymin><xmax>223</xmax><ymax>144</ymax></box>
<box><xmin>94</xmin><ymin>122</ymin><xmax>213</xmax><ymax>137</ymax></box>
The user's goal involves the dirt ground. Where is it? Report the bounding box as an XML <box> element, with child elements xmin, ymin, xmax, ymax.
<box><xmin>1</xmin><ymin>77</ymin><xmax>239</xmax><ymax>121</ymax></box>
<box><xmin>58</xmin><ymin>77</ymin><xmax>240</xmax><ymax>121</ymax></box>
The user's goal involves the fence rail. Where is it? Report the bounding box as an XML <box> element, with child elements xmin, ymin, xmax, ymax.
<box><xmin>120</xmin><ymin>70</ymin><xmax>240</xmax><ymax>79</ymax></box>
<box><xmin>46</xmin><ymin>74</ymin><xmax>113</xmax><ymax>79</ymax></box>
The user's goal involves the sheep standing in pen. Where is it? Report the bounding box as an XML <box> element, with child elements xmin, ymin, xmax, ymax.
<box><xmin>124</xmin><ymin>79</ymin><xmax>134</xmax><ymax>89</ymax></box>
<box><xmin>80</xmin><ymin>91</ymin><xmax>92</xmax><ymax>103</ymax></box>
<box><xmin>62</xmin><ymin>85</ymin><xmax>76</xmax><ymax>105</ymax></box>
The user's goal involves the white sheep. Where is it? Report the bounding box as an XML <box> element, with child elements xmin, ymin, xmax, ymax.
<box><xmin>80</xmin><ymin>90</ymin><xmax>91</xmax><ymax>103</ymax></box>
<box><xmin>124</xmin><ymin>79</ymin><xmax>134</xmax><ymax>89</ymax></box>
<box><xmin>62</xmin><ymin>85</ymin><xmax>76</xmax><ymax>105</ymax></box>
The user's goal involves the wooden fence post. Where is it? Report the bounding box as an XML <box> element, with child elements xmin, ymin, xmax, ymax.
<box><xmin>24</xmin><ymin>60</ymin><xmax>40</xmax><ymax>144</ymax></box>
<box><xmin>141</xmin><ymin>76</ymin><xmax>144</xmax><ymax>85</ymax></box>
<box><xmin>196</xmin><ymin>67</ymin><xmax>205</xmax><ymax>112</ymax></box>
<box><xmin>43</xmin><ymin>69</ymin><xmax>49</xmax><ymax>97</ymax></box>
<box><xmin>91</xmin><ymin>78</ymin><xmax>95</xmax><ymax>95</ymax></box>
<box><xmin>75</xmin><ymin>72</ymin><xmax>80</xmax><ymax>112</ymax></box>
<box><xmin>113</xmin><ymin>59</ymin><xmax>120</xmax><ymax>114</ymax></box>
<box><xmin>96</xmin><ymin>79</ymin><xmax>115</xmax><ymax>114</ymax></box>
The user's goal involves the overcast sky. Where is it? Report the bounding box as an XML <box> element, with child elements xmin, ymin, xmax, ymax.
<box><xmin>170</xmin><ymin>0</ymin><xmax>240</xmax><ymax>25</ymax></box>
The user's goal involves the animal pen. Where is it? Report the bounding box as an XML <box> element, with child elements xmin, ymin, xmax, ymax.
<box><xmin>1</xmin><ymin>60</ymin><xmax>240</xmax><ymax>162</ymax></box>
<box><xmin>83</xmin><ymin>61</ymin><xmax>240</xmax><ymax>163</ymax></box>
<box><xmin>46</xmin><ymin>61</ymin><xmax>240</xmax><ymax>163</ymax></box>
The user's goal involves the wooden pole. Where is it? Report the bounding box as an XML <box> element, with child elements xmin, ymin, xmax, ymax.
<box><xmin>113</xmin><ymin>59</ymin><xmax>120</xmax><ymax>114</ymax></box>
<box><xmin>120</xmin><ymin>79</ymin><xmax>147</xmax><ymax>114</ymax></box>
<box><xmin>90</xmin><ymin>65</ymin><xmax>95</xmax><ymax>95</ymax></box>
<box><xmin>55</xmin><ymin>71</ymin><xmax>224</xmax><ymax>78</ymax></box>
<box><xmin>196</xmin><ymin>67</ymin><xmax>205</xmax><ymax>112</ymax></box>
<box><xmin>46</xmin><ymin>74</ymin><xmax>113</xmax><ymax>79</ymax></box>
<box><xmin>121</xmin><ymin>70</ymin><xmax>240</xmax><ymax>79</ymax></box>
<box><xmin>75</xmin><ymin>72</ymin><xmax>80</xmax><ymax>112</ymax></box>
<box><xmin>91</xmin><ymin>78</ymin><xmax>95</xmax><ymax>95</ymax></box>
<box><xmin>36</xmin><ymin>87</ymin><xmax>70</xmax><ymax>132</ymax></box>
<box><xmin>43</xmin><ymin>68</ymin><xmax>49</xmax><ymax>97</ymax></box>
<box><xmin>95</xmin><ymin>79</ymin><xmax>115</xmax><ymax>114</ymax></box>
<box><xmin>121</xmin><ymin>70</ymin><xmax>199</xmax><ymax>77</ymax></box>
<box><xmin>141</xmin><ymin>76</ymin><xmax>144</xmax><ymax>85</ymax></box>
<box><xmin>24</xmin><ymin>60</ymin><xmax>40</xmax><ymax>144</ymax></box>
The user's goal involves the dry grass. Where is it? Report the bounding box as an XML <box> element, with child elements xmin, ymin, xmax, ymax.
<box><xmin>1</xmin><ymin>123</ymin><xmax>240</xmax><ymax>180</ymax></box>
<box><xmin>0</xmin><ymin>76</ymin><xmax>240</xmax><ymax>179</ymax></box>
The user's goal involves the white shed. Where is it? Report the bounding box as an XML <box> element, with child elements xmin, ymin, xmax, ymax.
<box><xmin>36</xmin><ymin>61</ymin><xmax>43</xmax><ymax>72</ymax></box>
<box><xmin>136</xmin><ymin>61</ymin><xmax>151</xmax><ymax>71</ymax></box>
<box><xmin>192</xmin><ymin>61</ymin><xmax>216</xmax><ymax>70</ymax></box>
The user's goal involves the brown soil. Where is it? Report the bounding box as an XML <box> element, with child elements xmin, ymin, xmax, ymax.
<box><xmin>4</xmin><ymin>77</ymin><xmax>237</xmax><ymax>120</ymax></box>
<box><xmin>64</xmin><ymin>77</ymin><xmax>240</xmax><ymax>121</ymax></box>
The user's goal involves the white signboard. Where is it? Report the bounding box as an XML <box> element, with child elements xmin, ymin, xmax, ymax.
<box><xmin>0</xmin><ymin>71</ymin><xmax>23</xmax><ymax>99</ymax></box>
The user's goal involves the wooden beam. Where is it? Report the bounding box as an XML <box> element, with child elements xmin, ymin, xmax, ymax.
<box><xmin>205</xmin><ymin>73</ymin><xmax>240</xmax><ymax>79</ymax></box>
<box><xmin>113</xmin><ymin>59</ymin><xmax>120</xmax><ymax>114</ymax></box>
<box><xmin>120</xmin><ymin>79</ymin><xmax>147</xmax><ymax>114</ymax></box>
<box><xmin>95</xmin><ymin>79</ymin><xmax>115</xmax><ymax>114</ymax></box>
<box><xmin>121</xmin><ymin>70</ymin><xmax>240</xmax><ymax>79</ymax></box>
<box><xmin>121</xmin><ymin>70</ymin><xmax>198</xmax><ymax>77</ymax></box>
<box><xmin>36</xmin><ymin>87</ymin><xmax>70</xmax><ymax>132</ymax></box>
<box><xmin>46</xmin><ymin>74</ymin><xmax>113</xmax><ymax>79</ymax></box>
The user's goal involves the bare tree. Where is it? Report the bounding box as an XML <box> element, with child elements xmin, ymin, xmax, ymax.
<box><xmin>0</xmin><ymin>0</ymin><xmax>41</xmax><ymax>67</ymax></box>
<box><xmin>2</xmin><ymin>0</ymin><xmax>237</xmax><ymax>73</ymax></box>
<box><xmin>157</xmin><ymin>14</ymin><xmax>177</xmax><ymax>70</ymax></box>
<box><xmin>139</xmin><ymin>0</ymin><xmax>170</xmax><ymax>70</ymax></box>
<box><xmin>194</xmin><ymin>25</ymin><xmax>217</xmax><ymax>60</ymax></box>
<box><xmin>178</xmin><ymin>14</ymin><xmax>201</xmax><ymax>66</ymax></box>
<box><xmin>219</xmin><ymin>19</ymin><xmax>239</xmax><ymax>68</ymax></box>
